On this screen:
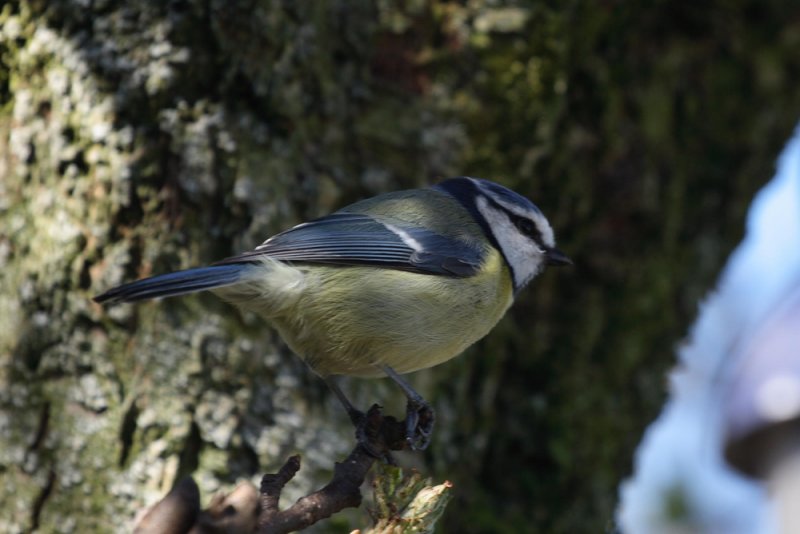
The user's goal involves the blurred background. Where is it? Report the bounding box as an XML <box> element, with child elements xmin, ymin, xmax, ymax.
<box><xmin>2</xmin><ymin>1</ymin><xmax>800</xmax><ymax>532</ymax></box>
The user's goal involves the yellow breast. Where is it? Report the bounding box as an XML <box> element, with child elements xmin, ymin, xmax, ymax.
<box><xmin>264</xmin><ymin>247</ymin><xmax>514</xmax><ymax>378</ymax></box>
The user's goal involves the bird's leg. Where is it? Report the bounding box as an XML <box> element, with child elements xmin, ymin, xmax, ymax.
<box><xmin>324</xmin><ymin>377</ymin><xmax>393</xmax><ymax>461</ymax></box>
<box><xmin>378</xmin><ymin>365</ymin><xmax>436</xmax><ymax>451</ymax></box>
<box><xmin>324</xmin><ymin>376</ymin><xmax>364</xmax><ymax>427</ymax></box>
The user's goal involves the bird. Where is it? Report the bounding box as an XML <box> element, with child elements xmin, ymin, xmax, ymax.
<box><xmin>95</xmin><ymin>176</ymin><xmax>571</xmax><ymax>451</ymax></box>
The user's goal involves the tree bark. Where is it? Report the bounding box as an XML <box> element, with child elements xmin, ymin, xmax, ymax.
<box><xmin>2</xmin><ymin>1</ymin><xmax>800</xmax><ymax>532</ymax></box>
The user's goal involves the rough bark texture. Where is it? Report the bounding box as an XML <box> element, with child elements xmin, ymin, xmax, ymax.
<box><xmin>2</xmin><ymin>1</ymin><xmax>800</xmax><ymax>533</ymax></box>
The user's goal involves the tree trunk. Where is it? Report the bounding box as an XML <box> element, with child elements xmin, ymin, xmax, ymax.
<box><xmin>2</xmin><ymin>1</ymin><xmax>800</xmax><ymax>532</ymax></box>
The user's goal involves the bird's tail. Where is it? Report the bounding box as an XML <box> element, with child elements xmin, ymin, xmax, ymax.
<box><xmin>93</xmin><ymin>264</ymin><xmax>250</xmax><ymax>304</ymax></box>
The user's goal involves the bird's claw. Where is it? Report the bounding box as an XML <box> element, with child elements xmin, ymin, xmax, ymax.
<box><xmin>405</xmin><ymin>398</ymin><xmax>436</xmax><ymax>451</ymax></box>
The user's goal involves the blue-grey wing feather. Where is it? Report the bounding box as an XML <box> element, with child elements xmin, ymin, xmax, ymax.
<box><xmin>215</xmin><ymin>213</ymin><xmax>483</xmax><ymax>277</ymax></box>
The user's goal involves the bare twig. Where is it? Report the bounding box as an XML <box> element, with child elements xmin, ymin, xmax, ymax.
<box><xmin>194</xmin><ymin>481</ymin><xmax>260</xmax><ymax>533</ymax></box>
<box><xmin>134</xmin><ymin>477</ymin><xmax>200</xmax><ymax>534</ymax></box>
<box><xmin>133</xmin><ymin>404</ymin><xmax>449</xmax><ymax>533</ymax></box>
<box><xmin>257</xmin><ymin>404</ymin><xmax>407</xmax><ymax>533</ymax></box>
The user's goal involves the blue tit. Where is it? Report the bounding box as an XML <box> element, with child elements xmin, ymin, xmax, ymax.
<box><xmin>95</xmin><ymin>176</ymin><xmax>571</xmax><ymax>450</ymax></box>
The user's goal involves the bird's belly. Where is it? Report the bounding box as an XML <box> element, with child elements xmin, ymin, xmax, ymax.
<box><xmin>269</xmin><ymin>250</ymin><xmax>514</xmax><ymax>378</ymax></box>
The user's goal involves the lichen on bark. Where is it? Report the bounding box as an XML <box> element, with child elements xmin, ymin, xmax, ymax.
<box><xmin>3</xmin><ymin>1</ymin><xmax>800</xmax><ymax>533</ymax></box>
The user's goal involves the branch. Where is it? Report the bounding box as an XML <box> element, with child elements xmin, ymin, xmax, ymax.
<box><xmin>133</xmin><ymin>477</ymin><xmax>200</xmax><ymax>534</ymax></box>
<box><xmin>133</xmin><ymin>404</ymin><xmax>451</xmax><ymax>533</ymax></box>
<box><xmin>257</xmin><ymin>404</ymin><xmax>406</xmax><ymax>533</ymax></box>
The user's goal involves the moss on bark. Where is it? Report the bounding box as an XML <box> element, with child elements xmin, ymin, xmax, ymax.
<box><xmin>2</xmin><ymin>1</ymin><xmax>800</xmax><ymax>532</ymax></box>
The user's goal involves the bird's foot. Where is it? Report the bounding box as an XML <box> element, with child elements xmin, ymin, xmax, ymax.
<box><xmin>404</xmin><ymin>397</ymin><xmax>436</xmax><ymax>451</ymax></box>
<box><xmin>376</xmin><ymin>364</ymin><xmax>437</xmax><ymax>450</ymax></box>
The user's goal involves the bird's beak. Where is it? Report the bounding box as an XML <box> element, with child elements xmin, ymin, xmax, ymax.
<box><xmin>545</xmin><ymin>247</ymin><xmax>572</xmax><ymax>266</ymax></box>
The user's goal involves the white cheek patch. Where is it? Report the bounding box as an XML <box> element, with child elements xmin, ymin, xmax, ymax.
<box><xmin>476</xmin><ymin>196</ymin><xmax>545</xmax><ymax>290</ymax></box>
<box><xmin>493</xmin><ymin>197</ymin><xmax>555</xmax><ymax>248</ymax></box>
<box><xmin>470</xmin><ymin>178</ymin><xmax>556</xmax><ymax>247</ymax></box>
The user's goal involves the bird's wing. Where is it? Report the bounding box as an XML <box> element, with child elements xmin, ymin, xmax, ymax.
<box><xmin>214</xmin><ymin>212</ymin><xmax>484</xmax><ymax>277</ymax></box>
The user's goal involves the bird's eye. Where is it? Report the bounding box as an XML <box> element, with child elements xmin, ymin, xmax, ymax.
<box><xmin>515</xmin><ymin>217</ymin><xmax>535</xmax><ymax>236</ymax></box>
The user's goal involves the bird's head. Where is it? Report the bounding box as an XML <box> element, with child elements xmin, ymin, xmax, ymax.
<box><xmin>436</xmin><ymin>177</ymin><xmax>571</xmax><ymax>291</ymax></box>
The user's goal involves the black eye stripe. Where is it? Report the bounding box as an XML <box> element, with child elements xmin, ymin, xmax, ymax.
<box><xmin>477</xmin><ymin>189</ymin><xmax>545</xmax><ymax>246</ymax></box>
<box><xmin>511</xmin><ymin>214</ymin><xmax>544</xmax><ymax>245</ymax></box>
<box><xmin>440</xmin><ymin>182</ymin><xmax>546</xmax><ymax>251</ymax></box>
